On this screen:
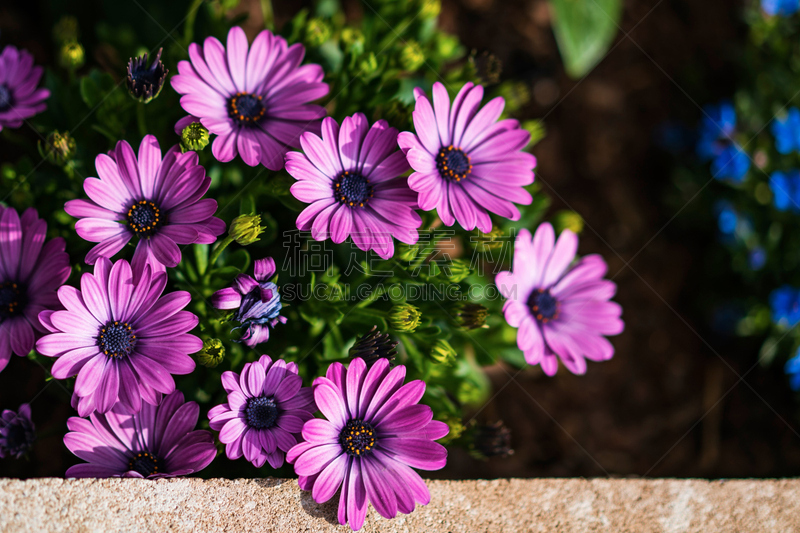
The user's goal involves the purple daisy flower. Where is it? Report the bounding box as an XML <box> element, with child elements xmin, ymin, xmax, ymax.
<box><xmin>0</xmin><ymin>206</ymin><xmax>70</xmax><ymax>373</ymax></box>
<box><xmin>285</xmin><ymin>113</ymin><xmax>421</xmax><ymax>259</ymax></box>
<box><xmin>398</xmin><ymin>82</ymin><xmax>536</xmax><ymax>232</ymax></box>
<box><xmin>36</xmin><ymin>257</ymin><xmax>201</xmax><ymax>416</ymax></box>
<box><xmin>210</xmin><ymin>257</ymin><xmax>286</xmax><ymax>347</ymax></box>
<box><xmin>0</xmin><ymin>45</ymin><xmax>49</xmax><ymax>132</ymax></box>
<box><xmin>0</xmin><ymin>404</ymin><xmax>35</xmax><ymax>459</ymax></box>
<box><xmin>495</xmin><ymin>223</ymin><xmax>624</xmax><ymax>376</ymax></box>
<box><xmin>64</xmin><ymin>390</ymin><xmax>216</xmax><ymax>478</ymax></box>
<box><xmin>171</xmin><ymin>26</ymin><xmax>329</xmax><ymax>170</ymax></box>
<box><xmin>64</xmin><ymin>134</ymin><xmax>225</xmax><ymax>275</ymax></box>
<box><xmin>208</xmin><ymin>354</ymin><xmax>315</xmax><ymax>469</ymax></box>
<box><xmin>287</xmin><ymin>358</ymin><xmax>448</xmax><ymax>531</ymax></box>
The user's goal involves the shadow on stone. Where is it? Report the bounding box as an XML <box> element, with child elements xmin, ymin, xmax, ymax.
<box><xmin>300</xmin><ymin>488</ymin><xmax>339</xmax><ymax>526</ymax></box>
<box><xmin>252</xmin><ymin>477</ymin><xmax>290</xmax><ymax>489</ymax></box>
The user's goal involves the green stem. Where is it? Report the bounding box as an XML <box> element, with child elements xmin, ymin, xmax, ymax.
<box><xmin>136</xmin><ymin>104</ymin><xmax>147</xmax><ymax>138</ymax></box>
<box><xmin>184</xmin><ymin>0</ymin><xmax>205</xmax><ymax>47</ymax></box>
<box><xmin>209</xmin><ymin>235</ymin><xmax>234</xmax><ymax>266</ymax></box>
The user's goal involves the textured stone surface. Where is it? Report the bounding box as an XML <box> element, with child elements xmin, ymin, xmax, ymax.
<box><xmin>0</xmin><ymin>478</ymin><xmax>799</xmax><ymax>532</ymax></box>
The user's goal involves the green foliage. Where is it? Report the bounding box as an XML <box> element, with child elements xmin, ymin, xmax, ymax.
<box><xmin>550</xmin><ymin>0</ymin><xmax>623</xmax><ymax>78</ymax></box>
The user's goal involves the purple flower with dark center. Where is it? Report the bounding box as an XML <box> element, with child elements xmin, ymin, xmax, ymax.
<box><xmin>0</xmin><ymin>45</ymin><xmax>49</xmax><ymax>132</ymax></box>
<box><xmin>64</xmin><ymin>390</ymin><xmax>216</xmax><ymax>478</ymax></box>
<box><xmin>210</xmin><ymin>257</ymin><xmax>286</xmax><ymax>347</ymax></box>
<box><xmin>287</xmin><ymin>358</ymin><xmax>448</xmax><ymax>531</ymax></box>
<box><xmin>398</xmin><ymin>82</ymin><xmax>536</xmax><ymax>233</ymax></box>
<box><xmin>208</xmin><ymin>355</ymin><xmax>315</xmax><ymax>468</ymax></box>
<box><xmin>495</xmin><ymin>223</ymin><xmax>624</xmax><ymax>376</ymax></box>
<box><xmin>286</xmin><ymin>113</ymin><xmax>421</xmax><ymax>259</ymax></box>
<box><xmin>36</xmin><ymin>257</ymin><xmax>200</xmax><ymax>416</ymax></box>
<box><xmin>0</xmin><ymin>404</ymin><xmax>35</xmax><ymax>459</ymax></box>
<box><xmin>0</xmin><ymin>206</ymin><xmax>70</xmax><ymax>373</ymax></box>
<box><xmin>64</xmin><ymin>134</ymin><xmax>225</xmax><ymax>276</ymax></box>
<box><xmin>171</xmin><ymin>26</ymin><xmax>329</xmax><ymax>170</ymax></box>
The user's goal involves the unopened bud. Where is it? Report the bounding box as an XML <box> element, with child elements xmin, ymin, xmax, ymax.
<box><xmin>38</xmin><ymin>131</ymin><xmax>76</xmax><ymax>167</ymax></box>
<box><xmin>389</xmin><ymin>303</ymin><xmax>422</xmax><ymax>333</ymax></box>
<box><xmin>59</xmin><ymin>42</ymin><xmax>85</xmax><ymax>71</ymax></box>
<box><xmin>181</xmin><ymin>122</ymin><xmax>210</xmax><ymax>152</ymax></box>
<box><xmin>127</xmin><ymin>48</ymin><xmax>168</xmax><ymax>104</ymax></box>
<box><xmin>430</xmin><ymin>339</ymin><xmax>457</xmax><ymax>365</ymax></box>
<box><xmin>399</xmin><ymin>41</ymin><xmax>425</xmax><ymax>72</ymax></box>
<box><xmin>228</xmin><ymin>214</ymin><xmax>266</xmax><ymax>246</ymax></box>
<box><xmin>198</xmin><ymin>339</ymin><xmax>225</xmax><ymax>368</ymax></box>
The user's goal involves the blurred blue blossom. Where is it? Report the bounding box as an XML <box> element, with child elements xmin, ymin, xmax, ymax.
<box><xmin>716</xmin><ymin>202</ymin><xmax>739</xmax><ymax>235</ymax></box>
<box><xmin>770</xmin><ymin>285</ymin><xmax>800</xmax><ymax>327</ymax></box>
<box><xmin>763</xmin><ymin>0</ymin><xmax>800</xmax><ymax>16</ymax></box>
<box><xmin>749</xmin><ymin>247</ymin><xmax>767</xmax><ymax>271</ymax></box>
<box><xmin>769</xmin><ymin>170</ymin><xmax>800</xmax><ymax>212</ymax></box>
<box><xmin>785</xmin><ymin>349</ymin><xmax>800</xmax><ymax>390</ymax></box>
<box><xmin>697</xmin><ymin>102</ymin><xmax>750</xmax><ymax>183</ymax></box>
<box><xmin>771</xmin><ymin>108</ymin><xmax>800</xmax><ymax>154</ymax></box>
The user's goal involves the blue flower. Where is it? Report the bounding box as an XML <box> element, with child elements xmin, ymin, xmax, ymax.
<box><xmin>716</xmin><ymin>203</ymin><xmax>739</xmax><ymax>235</ymax></box>
<box><xmin>771</xmin><ymin>108</ymin><xmax>800</xmax><ymax>154</ymax></box>
<box><xmin>785</xmin><ymin>350</ymin><xmax>800</xmax><ymax>390</ymax></box>
<box><xmin>770</xmin><ymin>285</ymin><xmax>800</xmax><ymax>327</ymax></box>
<box><xmin>697</xmin><ymin>102</ymin><xmax>750</xmax><ymax>183</ymax></box>
<box><xmin>763</xmin><ymin>0</ymin><xmax>800</xmax><ymax>16</ymax></box>
<box><xmin>210</xmin><ymin>257</ymin><xmax>287</xmax><ymax>347</ymax></box>
<box><xmin>749</xmin><ymin>247</ymin><xmax>767</xmax><ymax>271</ymax></box>
<box><xmin>770</xmin><ymin>170</ymin><xmax>800</xmax><ymax>212</ymax></box>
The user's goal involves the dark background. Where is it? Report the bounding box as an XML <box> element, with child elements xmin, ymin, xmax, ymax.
<box><xmin>3</xmin><ymin>0</ymin><xmax>800</xmax><ymax>479</ymax></box>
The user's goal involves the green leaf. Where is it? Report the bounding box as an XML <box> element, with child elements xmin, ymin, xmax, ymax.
<box><xmin>550</xmin><ymin>0</ymin><xmax>623</xmax><ymax>78</ymax></box>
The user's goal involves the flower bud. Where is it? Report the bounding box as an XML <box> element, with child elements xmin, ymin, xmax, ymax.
<box><xmin>198</xmin><ymin>339</ymin><xmax>225</xmax><ymax>368</ymax></box>
<box><xmin>552</xmin><ymin>210</ymin><xmax>584</xmax><ymax>235</ymax></box>
<box><xmin>453</xmin><ymin>302</ymin><xmax>489</xmax><ymax>330</ymax></box>
<box><xmin>349</xmin><ymin>326</ymin><xmax>398</xmax><ymax>368</ymax></box>
<box><xmin>468</xmin><ymin>50</ymin><xmax>502</xmax><ymax>85</ymax></box>
<box><xmin>357</xmin><ymin>52</ymin><xmax>380</xmax><ymax>81</ymax></box>
<box><xmin>38</xmin><ymin>130</ymin><xmax>76</xmax><ymax>167</ymax></box>
<box><xmin>399</xmin><ymin>41</ymin><xmax>425</xmax><ymax>72</ymax></box>
<box><xmin>180</xmin><ymin>121</ymin><xmax>210</xmax><ymax>152</ymax></box>
<box><xmin>389</xmin><ymin>303</ymin><xmax>422</xmax><ymax>332</ymax></box>
<box><xmin>430</xmin><ymin>339</ymin><xmax>457</xmax><ymax>365</ymax></box>
<box><xmin>472</xmin><ymin>421</ymin><xmax>513</xmax><ymax>459</ymax></box>
<box><xmin>127</xmin><ymin>48</ymin><xmax>168</xmax><ymax>104</ymax></box>
<box><xmin>396</xmin><ymin>242</ymin><xmax>420</xmax><ymax>262</ymax></box>
<box><xmin>443</xmin><ymin>259</ymin><xmax>471</xmax><ymax>283</ymax></box>
<box><xmin>305</xmin><ymin>18</ymin><xmax>332</xmax><ymax>48</ymax></box>
<box><xmin>419</xmin><ymin>0</ymin><xmax>441</xmax><ymax>19</ymax></box>
<box><xmin>228</xmin><ymin>214</ymin><xmax>266</xmax><ymax>246</ymax></box>
<box><xmin>58</xmin><ymin>42</ymin><xmax>85</xmax><ymax>71</ymax></box>
<box><xmin>341</xmin><ymin>28</ymin><xmax>365</xmax><ymax>54</ymax></box>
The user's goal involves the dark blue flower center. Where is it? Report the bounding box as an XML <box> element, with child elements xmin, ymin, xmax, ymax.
<box><xmin>333</xmin><ymin>171</ymin><xmax>373</xmax><ymax>207</ymax></box>
<box><xmin>0</xmin><ymin>281</ymin><xmax>24</xmax><ymax>322</ymax></box>
<box><xmin>339</xmin><ymin>419</ymin><xmax>376</xmax><ymax>457</ymax></box>
<box><xmin>4</xmin><ymin>424</ymin><xmax>27</xmax><ymax>452</ymax></box>
<box><xmin>127</xmin><ymin>200</ymin><xmax>162</xmax><ymax>237</ymax></box>
<box><xmin>0</xmin><ymin>84</ymin><xmax>12</xmax><ymax>112</ymax></box>
<box><xmin>436</xmin><ymin>145</ymin><xmax>472</xmax><ymax>181</ymax></box>
<box><xmin>128</xmin><ymin>451</ymin><xmax>159</xmax><ymax>477</ymax></box>
<box><xmin>97</xmin><ymin>321</ymin><xmax>137</xmax><ymax>359</ymax></box>
<box><xmin>527</xmin><ymin>288</ymin><xmax>560</xmax><ymax>323</ymax></box>
<box><xmin>229</xmin><ymin>92</ymin><xmax>266</xmax><ymax>124</ymax></box>
<box><xmin>245</xmin><ymin>396</ymin><xmax>279</xmax><ymax>429</ymax></box>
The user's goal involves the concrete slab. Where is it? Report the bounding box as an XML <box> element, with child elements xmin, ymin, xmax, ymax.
<box><xmin>0</xmin><ymin>477</ymin><xmax>798</xmax><ymax>532</ymax></box>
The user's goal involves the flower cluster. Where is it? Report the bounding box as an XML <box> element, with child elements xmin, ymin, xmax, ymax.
<box><xmin>0</xmin><ymin>12</ymin><xmax>630</xmax><ymax>531</ymax></box>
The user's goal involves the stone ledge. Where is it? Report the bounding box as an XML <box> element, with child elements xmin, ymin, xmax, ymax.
<box><xmin>0</xmin><ymin>478</ymin><xmax>798</xmax><ymax>532</ymax></box>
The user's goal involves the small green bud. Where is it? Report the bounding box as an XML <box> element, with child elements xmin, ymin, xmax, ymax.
<box><xmin>472</xmin><ymin>227</ymin><xmax>505</xmax><ymax>252</ymax></box>
<box><xmin>340</xmin><ymin>28</ymin><xmax>365</xmax><ymax>54</ymax></box>
<box><xmin>198</xmin><ymin>338</ymin><xmax>225</xmax><ymax>368</ymax></box>
<box><xmin>181</xmin><ymin>122</ymin><xmax>210</xmax><ymax>152</ymax></box>
<box><xmin>443</xmin><ymin>259</ymin><xmax>471</xmax><ymax>283</ymax></box>
<box><xmin>389</xmin><ymin>303</ymin><xmax>422</xmax><ymax>333</ymax></box>
<box><xmin>357</xmin><ymin>52</ymin><xmax>380</xmax><ymax>81</ymax></box>
<box><xmin>496</xmin><ymin>81</ymin><xmax>531</xmax><ymax>114</ymax></box>
<box><xmin>38</xmin><ymin>131</ymin><xmax>76</xmax><ymax>167</ymax></box>
<box><xmin>419</xmin><ymin>0</ymin><xmax>441</xmax><ymax>19</ymax></box>
<box><xmin>521</xmin><ymin>119</ymin><xmax>546</xmax><ymax>149</ymax></box>
<box><xmin>453</xmin><ymin>302</ymin><xmax>489</xmax><ymax>330</ymax></box>
<box><xmin>398</xmin><ymin>41</ymin><xmax>425</xmax><ymax>72</ymax></box>
<box><xmin>59</xmin><ymin>41</ymin><xmax>85</xmax><ymax>71</ymax></box>
<box><xmin>435</xmin><ymin>33</ymin><xmax>460</xmax><ymax>59</ymax></box>
<box><xmin>305</xmin><ymin>18</ymin><xmax>332</xmax><ymax>48</ymax></box>
<box><xmin>229</xmin><ymin>214</ymin><xmax>266</xmax><ymax>246</ymax></box>
<box><xmin>53</xmin><ymin>16</ymin><xmax>79</xmax><ymax>44</ymax></box>
<box><xmin>430</xmin><ymin>339</ymin><xmax>457</xmax><ymax>365</ymax></box>
<box><xmin>552</xmin><ymin>210</ymin><xmax>584</xmax><ymax>235</ymax></box>
<box><xmin>396</xmin><ymin>242</ymin><xmax>420</xmax><ymax>262</ymax></box>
